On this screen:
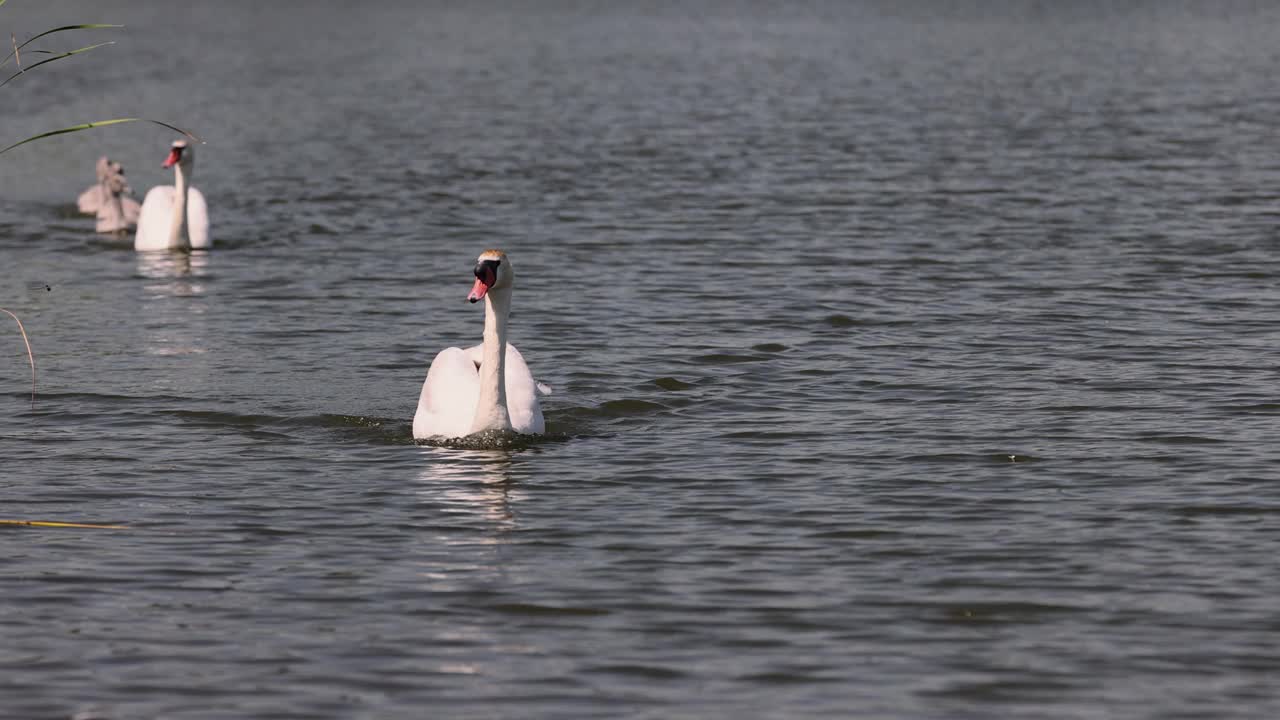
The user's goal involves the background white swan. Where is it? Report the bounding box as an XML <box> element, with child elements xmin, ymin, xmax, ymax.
<box><xmin>413</xmin><ymin>250</ymin><xmax>546</xmax><ymax>440</ymax></box>
<box><xmin>135</xmin><ymin>140</ymin><xmax>210</xmax><ymax>251</ymax></box>
<box><xmin>95</xmin><ymin>170</ymin><xmax>142</xmax><ymax>234</ymax></box>
<box><xmin>76</xmin><ymin>156</ymin><xmax>113</xmax><ymax>214</ymax></box>
<box><xmin>78</xmin><ymin>157</ymin><xmax>142</xmax><ymax>233</ymax></box>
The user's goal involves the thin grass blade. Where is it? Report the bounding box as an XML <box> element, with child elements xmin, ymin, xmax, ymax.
<box><xmin>0</xmin><ymin>519</ymin><xmax>129</xmax><ymax>530</ymax></box>
<box><xmin>0</xmin><ymin>24</ymin><xmax>122</xmax><ymax>69</ymax></box>
<box><xmin>0</xmin><ymin>308</ymin><xmax>35</xmax><ymax>409</ymax></box>
<box><xmin>0</xmin><ymin>118</ymin><xmax>203</xmax><ymax>156</ymax></box>
<box><xmin>1</xmin><ymin>40</ymin><xmax>115</xmax><ymax>87</ymax></box>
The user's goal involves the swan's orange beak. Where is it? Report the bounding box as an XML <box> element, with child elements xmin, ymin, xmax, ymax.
<box><xmin>468</xmin><ymin>278</ymin><xmax>489</xmax><ymax>303</ymax></box>
<box><xmin>162</xmin><ymin>148</ymin><xmax>182</xmax><ymax>168</ymax></box>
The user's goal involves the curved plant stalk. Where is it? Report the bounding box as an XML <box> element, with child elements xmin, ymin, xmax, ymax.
<box><xmin>0</xmin><ymin>10</ymin><xmax>197</xmax><ymax>153</ymax></box>
<box><xmin>0</xmin><ymin>118</ymin><xmax>202</xmax><ymax>156</ymax></box>
<box><xmin>0</xmin><ymin>22</ymin><xmax>122</xmax><ymax>70</ymax></box>
<box><xmin>0</xmin><ymin>307</ymin><xmax>35</xmax><ymax>408</ymax></box>
<box><xmin>1</xmin><ymin>39</ymin><xmax>116</xmax><ymax>87</ymax></box>
<box><xmin>0</xmin><ymin>519</ymin><xmax>129</xmax><ymax>529</ymax></box>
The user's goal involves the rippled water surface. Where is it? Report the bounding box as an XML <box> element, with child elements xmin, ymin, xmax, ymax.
<box><xmin>4</xmin><ymin>2</ymin><xmax>1280</xmax><ymax>718</ymax></box>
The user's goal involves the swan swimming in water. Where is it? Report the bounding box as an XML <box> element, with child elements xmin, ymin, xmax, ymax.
<box><xmin>413</xmin><ymin>250</ymin><xmax>546</xmax><ymax>440</ymax></box>
<box><xmin>77</xmin><ymin>156</ymin><xmax>141</xmax><ymax>232</ymax></box>
<box><xmin>134</xmin><ymin>140</ymin><xmax>210</xmax><ymax>251</ymax></box>
<box><xmin>77</xmin><ymin>156</ymin><xmax>114</xmax><ymax>214</ymax></box>
<box><xmin>95</xmin><ymin>170</ymin><xmax>142</xmax><ymax>234</ymax></box>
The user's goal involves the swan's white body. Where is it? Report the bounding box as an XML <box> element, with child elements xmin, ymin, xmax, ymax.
<box><xmin>77</xmin><ymin>156</ymin><xmax>113</xmax><ymax>214</ymax></box>
<box><xmin>136</xmin><ymin>186</ymin><xmax>208</xmax><ymax>249</ymax></box>
<box><xmin>95</xmin><ymin>172</ymin><xmax>142</xmax><ymax>234</ymax></box>
<box><xmin>413</xmin><ymin>250</ymin><xmax>545</xmax><ymax>440</ymax></box>
<box><xmin>414</xmin><ymin>343</ymin><xmax>545</xmax><ymax>439</ymax></box>
<box><xmin>135</xmin><ymin>141</ymin><xmax>210</xmax><ymax>251</ymax></box>
<box><xmin>78</xmin><ymin>156</ymin><xmax>141</xmax><ymax>232</ymax></box>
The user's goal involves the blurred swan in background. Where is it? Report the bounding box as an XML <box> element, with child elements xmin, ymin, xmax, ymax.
<box><xmin>76</xmin><ymin>156</ymin><xmax>113</xmax><ymax>214</ymax></box>
<box><xmin>77</xmin><ymin>156</ymin><xmax>141</xmax><ymax>233</ymax></box>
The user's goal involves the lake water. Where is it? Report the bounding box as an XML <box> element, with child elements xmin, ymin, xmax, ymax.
<box><xmin>3</xmin><ymin>2</ymin><xmax>1280</xmax><ymax>718</ymax></box>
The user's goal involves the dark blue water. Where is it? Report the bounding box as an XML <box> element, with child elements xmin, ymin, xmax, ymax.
<box><xmin>3</xmin><ymin>2</ymin><xmax>1280</xmax><ymax>718</ymax></box>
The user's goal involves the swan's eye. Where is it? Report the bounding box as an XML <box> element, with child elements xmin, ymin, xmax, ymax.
<box><xmin>474</xmin><ymin>259</ymin><xmax>500</xmax><ymax>287</ymax></box>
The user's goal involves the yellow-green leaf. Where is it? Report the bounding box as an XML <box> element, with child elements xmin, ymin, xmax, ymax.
<box><xmin>0</xmin><ymin>118</ymin><xmax>202</xmax><ymax>156</ymax></box>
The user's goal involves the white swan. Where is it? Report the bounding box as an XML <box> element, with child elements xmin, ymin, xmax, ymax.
<box><xmin>413</xmin><ymin>249</ymin><xmax>546</xmax><ymax>440</ymax></box>
<box><xmin>78</xmin><ymin>157</ymin><xmax>142</xmax><ymax>232</ymax></box>
<box><xmin>76</xmin><ymin>156</ymin><xmax>113</xmax><ymax>214</ymax></box>
<box><xmin>135</xmin><ymin>140</ymin><xmax>210</xmax><ymax>251</ymax></box>
<box><xmin>95</xmin><ymin>170</ymin><xmax>142</xmax><ymax>234</ymax></box>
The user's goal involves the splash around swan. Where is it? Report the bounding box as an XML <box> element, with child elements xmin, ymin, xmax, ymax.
<box><xmin>415</xmin><ymin>427</ymin><xmax>551</xmax><ymax>451</ymax></box>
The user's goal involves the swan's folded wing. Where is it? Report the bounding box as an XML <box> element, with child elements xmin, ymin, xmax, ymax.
<box><xmin>77</xmin><ymin>185</ymin><xmax>103</xmax><ymax>214</ymax></box>
<box><xmin>465</xmin><ymin>343</ymin><xmax>483</xmax><ymax>370</ymax></box>
<box><xmin>502</xmin><ymin>343</ymin><xmax>545</xmax><ymax>434</ymax></box>
<box><xmin>135</xmin><ymin>186</ymin><xmax>177</xmax><ymax>250</ymax></box>
<box><xmin>186</xmin><ymin>187</ymin><xmax>211</xmax><ymax>249</ymax></box>
<box><xmin>413</xmin><ymin>347</ymin><xmax>480</xmax><ymax>440</ymax></box>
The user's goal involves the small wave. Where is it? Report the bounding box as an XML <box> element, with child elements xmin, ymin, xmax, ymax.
<box><xmin>691</xmin><ymin>353</ymin><xmax>766</xmax><ymax>364</ymax></box>
<box><xmin>584</xmin><ymin>664</ymin><xmax>686</xmax><ymax>680</ymax></box>
<box><xmin>896</xmin><ymin>452</ymin><xmax>1044</xmax><ymax>464</ymax></box>
<box><xmin>486</xmin><ymin>602</ymin><xmax>610</xmax><ymax>617</ymax></box>
<box><xmin>595</xmin><ymin>399</ymin><xmax>668</xmax><ymax>415</ymax></box>
<box><xmin>752</xmin><ymin>342</ymin><xmax>788</xmax><ymax>352</ymax></box>
<box><xmin>7</xmin><ymin>390</ymin><xmax>203</xmax><ymax>411</ymax></box>
<box><xmin>167</xmin><ymin>410</ymin><xmax>414</xmax><ymax>445</ymax></box>
<box><xmin>1136</xmin><ymin>434</ymin><xmax>1227</xmax><ymax>445</ymax></box>
<box><xmin>308</xmin><ymin>414</ymin><xmax>414</xmax><ymax>445</ymax></box>
<box><xmin>735</xmin><ymin>671</ymin><xmax>845</xmax><ymax>685</ymax></box>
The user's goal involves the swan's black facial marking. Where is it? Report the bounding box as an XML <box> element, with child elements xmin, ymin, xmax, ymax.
<box><xmin>474</xmin><ymin>259</ymin><xmax>501</xmax><ymax>288</ymax></box>
<box><xmin>468</xmin><ymin>258</ymin><xmax>502</xmax><ymax>303</ymax></box>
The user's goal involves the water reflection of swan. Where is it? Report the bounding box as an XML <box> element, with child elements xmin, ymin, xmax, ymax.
<box><xmin>410</xmin><ymin>449</ymin><xmax>527</xmax><ymax>676</ymax></box>
<box><xmin>136</xmin><ymin>251</ymin><xmax>210</xmax><ymax>357</ymax></box>
<box><xmin>414</xmin><ymin>448</ymin><xmax>519</xmax><ymax>529</ymax></box>
<box><xmin>136</xmin><ymin>250</ymin><xmax>209</xmax><ymax>292</ymax></box>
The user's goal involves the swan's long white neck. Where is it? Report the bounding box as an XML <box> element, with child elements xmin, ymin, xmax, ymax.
<box><xmin>168</xmin><ymin>161</ymin><xmax>190</xmax><ymax>249</ymax></box>
<box><xmin>471</xmin><ymin>287</ymin><xmax>511</xmax><ymax>433</ymax></box>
